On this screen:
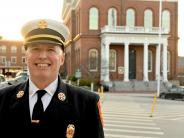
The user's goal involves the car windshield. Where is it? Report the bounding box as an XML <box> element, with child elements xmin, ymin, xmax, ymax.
<box><xmin>0</xmin><ymin>75</ymin><xmax>6</xmax><ymax>83</ymax></box>
<box><xmin>16</xmin><ymin>71</ymin><xmax>28</xmax><ymax>77</ymax></box>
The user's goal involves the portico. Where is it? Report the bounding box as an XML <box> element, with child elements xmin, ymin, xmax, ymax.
<box><xmin>100</xmin><ymin>26</ymin><xmax>169</xmax><ymax>83</ymax></box>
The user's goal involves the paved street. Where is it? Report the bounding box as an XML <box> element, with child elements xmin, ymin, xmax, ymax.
<box><xmin>101</xmin><ymin>92</ymin><xmax>184</xmax><ymax>138</ymax></box>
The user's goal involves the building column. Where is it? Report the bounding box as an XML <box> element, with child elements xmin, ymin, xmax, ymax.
<box><xmin>124</xmin><ymin>42</ymin><xmax>129</xmax><ymax>81</ymax></box>
<box><xmin>143</xmin><ymin>43</ymin><xmax>149</xmax><ymax>81</ymax></box>
<box><xmin>100</xmin><ymin>40</ymin><xmax>110</xmax><ymax>82</ymax></box>
<box><xmin>104</xmin><ymin>42</ymin><xmax>110</xmax><ymax>82</ymax></box>
<box><xmin>100</xmin><ymin>42</ymin><xmax>105</xmax><ymax>82</ymax></box>
<box><xmin>155</xmin><ymin>43</ymin><xmax>161</xmax><ymax>80</ymax></box>
<box><xmin>162</xmin><ymin>42</ymin><xmax>168</xmax><ymax>81</ymax></box>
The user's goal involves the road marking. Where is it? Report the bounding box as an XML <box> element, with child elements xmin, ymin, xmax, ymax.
<box><xmin>103</xmin><ymin>114</ymin><xmax>153</xmax><ymax>119</ymax></box>
<box><xmin>104</xmin><ymin>128</ymin><xmax>164</xmax><ymax>135</ymax></box>
<box><xmin>171</xmin><ymin>116</ymin><xmax>184</xmax><ymax>120</ymax></box>
<box><xmin>103</xmin><ymin>111</ymin><xmax>150</xmax><ymax>116</ymax></box>
<box><xmin>105</xmin><ymin>120</ymin><xmax>157</xmax><ymax>126</ymax></box>
<box><xmin>105</xmin><ymin>124</ymin><xmax>161</xmax><ymax>130</ymax></box>
<box><xmin>105</xmin><ymin>134</ymin><xmax>160</xmax><ymax>138</ymax></box>
<box><xmin>104</xmin><ymin>116</ymin><xmax>153</xmax><ymax>122</ymax></box>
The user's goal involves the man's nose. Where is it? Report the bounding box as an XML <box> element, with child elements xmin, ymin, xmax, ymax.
<box><xmin>38</xmin><ymin>50</ymin><xmax>47</xmax><ymax>58</ymax></box>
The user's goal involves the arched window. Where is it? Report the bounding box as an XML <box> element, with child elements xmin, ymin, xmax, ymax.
<box><xmin>162</xmin><ymin>10</ymin><xmax>170</xmax><ymax>32</ymax></box>
<box><xmin>144</xmin><ymin>9</ymin><xmax>153</xmax><ymax>29</ymax></box>
<box><xmin>89</xmin><ymin>7</ymin><xmax>99</xmax><ymax>30</ymax></box>
<box><xmin>11</xmin><ymin>46</ymin><xmax>17</xmax><ymax>53</ymax></box>
<box><xmin>108</xmin><ymin>8</ymin><xmax>117</xmax><ymax>26</ymax></box>
<box><xmin>148</xmin><ymin>50</ymin><xmax>152</xmax><ymax>72</ymax></box>
<box><xmin>167</xmin><ymin>51</ymin><xmax>170</xmax><ymax>72</ymax></box>
<box><xmin>126</xmin><ymin>8</ymin><xmax>135</xmax><ymax>27</ymax></box>
<box><xmin>0</xmin><ymin>45</ymin><xmax>6</xmax><ymax>53</ymax></box>
<box><xmin>0</xmin><ymin>56</ymin><xmax>6</xmax><ymax>64</ymax></box>
<box><xmin>89</xmin><ymin>49</ymin><xmax>98</xmax><ymax>71</ymax></box>
<box><xmin>109</xmin><ymin>49</ymin><xmax>116</xmax><ymax>71</ymax></box>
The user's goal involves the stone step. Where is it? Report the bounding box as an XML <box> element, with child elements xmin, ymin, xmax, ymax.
<box><xmin>108</xmin><ymin>81</ymin><xmax>171</xmax><ymax>92</ymax></box>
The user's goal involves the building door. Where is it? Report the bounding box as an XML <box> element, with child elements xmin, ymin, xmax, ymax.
<box><xmin>129</xmin><ymin>49</ymin><xmax>136</xmax><ymax>79</ymax></box>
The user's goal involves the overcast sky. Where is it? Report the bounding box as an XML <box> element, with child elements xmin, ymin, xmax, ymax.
<box><xmin>0</xmin><ymin>0</ymin><xmax>183</xmax><ymax>56</ymax></box>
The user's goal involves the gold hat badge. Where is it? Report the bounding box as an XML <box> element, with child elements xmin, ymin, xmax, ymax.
<box><xmin>16</xmin><ymin>91</ymin><xmax>24</xmax><ymax>98</ymax></box>
<box><xmin>58</xmin><ymin>92</ymin><xmax>66</xmax><ymax>101</ymax></box>
<box><xmin>66</xmin><ymin>124</ymin><xmax>75</xmax><ymax>138</ymax></box>
<box><xmin>38</xmin><ymin>20</ymin><xmax>48</xmax><ymax>29</ymax></box>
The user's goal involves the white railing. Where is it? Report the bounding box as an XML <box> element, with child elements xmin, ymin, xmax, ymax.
<box><xmin>101</xmin><ymin>25</ymin><xmax>169</xmax><ymax>34</ymax></box>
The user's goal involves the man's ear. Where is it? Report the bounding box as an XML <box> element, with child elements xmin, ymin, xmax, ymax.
<box><xmin>60</xmin><ymin>53</ymin><xmax>65</xmax><ymax>65</ymax></box>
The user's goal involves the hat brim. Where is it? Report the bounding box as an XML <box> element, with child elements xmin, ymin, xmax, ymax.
<box><xmin>24</xmin><ymin>40</ymin><xmax>64</xmax><ymax>51</ymax></box>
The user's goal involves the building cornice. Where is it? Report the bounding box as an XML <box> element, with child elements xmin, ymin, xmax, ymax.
<box><xmin>62</xmin><ymin>0</ymin><xmax>81</xmax><ymax>23</ymax></box>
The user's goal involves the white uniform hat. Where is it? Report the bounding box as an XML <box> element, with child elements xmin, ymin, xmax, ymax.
<box><xmin>21</xmin><ymin>18</ymin><xmax>70</xmax><ymax>50</ymax></box>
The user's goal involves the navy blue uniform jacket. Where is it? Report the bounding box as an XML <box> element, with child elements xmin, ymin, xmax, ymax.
<box><xmin>0</xmin><ymin>77</ymin><xmax>104</xmax><ymax>137</ymax></box>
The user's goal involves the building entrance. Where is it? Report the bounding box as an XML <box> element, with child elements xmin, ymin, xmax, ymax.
<box><xmin>129</xmin><ymin>49</ymin><xmax>136</xmax><ymax>79</ymax></box>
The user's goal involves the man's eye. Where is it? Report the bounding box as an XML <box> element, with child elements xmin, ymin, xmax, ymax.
<box><xmin>31</xmin><ymin>48</ymin><xmax>40</xmax><ymax>51</ymax></box>
<box><xmin>48</xmin><ymin>49</ymin><xmax>56</xmax><ymax>52</ymax></box>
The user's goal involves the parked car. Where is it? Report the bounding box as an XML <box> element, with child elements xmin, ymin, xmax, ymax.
<box><xmin>160</xmin><ymin>85</ymin><xmax>184</xmax><ymax>100</ymax></box>
<box><xmin>16</xmin><ymin>70</ymin><xmax>28</xmax><ymax>77</ymax></box>
<box><xmin>0</xmin><ymin>74</ymin><xmax>6</xmax><ymax>83</ymax></box>
<box><xmin>0</xmin><ymin>75</ymin><xmax>28</xmax><ymax>89</ymax></box>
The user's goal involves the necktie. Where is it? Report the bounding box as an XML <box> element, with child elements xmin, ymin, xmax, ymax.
<box><xmin>32</xmin><ymin>90</ymin><xmax>46</xmax><ymax>122</ymax></box>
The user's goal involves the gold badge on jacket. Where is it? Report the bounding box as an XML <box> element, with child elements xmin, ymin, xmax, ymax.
<box><xmin>66</xmin><ymin>124</ymin><xmax>75</xmax><ymax>138</ymax></box>
<box><xmin>58</xmin><ymin>92</ymin><xmax>66</xmax><ymax>101</ymax></box>
<box><xmin>16</xmin><ymin>91</ymin><xmax>24</xmax><ymax>98</ymax></box>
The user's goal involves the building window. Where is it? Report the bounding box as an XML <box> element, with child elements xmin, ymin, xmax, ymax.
<box><xmin>22</xmin><ymin>57</ymin><xmax>26</xmax><ymax>64</ymax></box>
<box><xmin>108</xmin><ymin>8</ymin><xmax>117</xmax><ymax>26</ymax></box>
<box><xmin>11</xmin><ymin>46</ymin><xmax>17</xmax><ymax>53</ymax></box>
<box><xmin>89</xmin><ymin>49</ymin><xmax>98</xmax><ymax>71</ymax></box>
<box><xmin>167</xmin><ymin>51</ymin><xmax>170</xmax><ymax>72</ymax></box>
<box><xmin>109</xmin><ymin>49</ymin><xmax>116</xmax><ymax>72</ymax></box>
<box><xmin>0</xmin><ymin>46</ymin><xmax>6</xmax><ymax>53</ymax></box>
<box><xmin>144</xmin><ymin>9</ymin><xmax>153</xmax><ymax>29</ymax></box>
<box><xmin>148</xmin><ymin>50</ymin><xmax>152</xmax><ymax>72</ymax></box>
<box><xmin>11</xmin><ymin>56</ymin><xmax>16</xmax><ymax>64</ymax></box>
<box><xmin>126</xmin><ymin>8</ymin><xmax>135</xmax><ymax>27</ymax></box>
<box><xmin>89</xmin><ymin>7</ymin><xmax>99</xmax><ymax>30</ymax></box>
<box><xmin>0</xmin><ymin>56</ymin><xmax>6</xmax><ymax>64</ymax></box>
<box><xmin>162</xmin><ymin>10</ymin><xmax>170</xmax><ymax>32</ymax></box>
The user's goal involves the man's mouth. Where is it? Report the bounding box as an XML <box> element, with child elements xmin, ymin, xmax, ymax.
<box><xmin>35</xmin><ymin>63</ymin><xmax>51</xmax><ymax>68</ymax></box>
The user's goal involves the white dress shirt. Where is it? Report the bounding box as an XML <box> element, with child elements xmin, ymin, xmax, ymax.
<box><xmin>29</xmin><ymin>77</ymin><xmax>58</xmax><ymax>119</ymax></box>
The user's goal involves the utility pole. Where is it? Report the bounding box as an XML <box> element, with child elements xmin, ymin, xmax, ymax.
<box><xmin>157</xmin><ymin>0</ymin><xmax>162</xmax><ymax>97</ymax></box>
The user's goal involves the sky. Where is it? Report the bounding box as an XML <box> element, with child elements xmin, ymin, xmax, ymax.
<box><xmin>0</xmin><ymin>0</ymin><xmax>63</xmax><ymax>40</ymax></box>
<box><xmin>0</xmin><ymin>0</ymin><xmax>183</xmax><ymax>56</ymax></box>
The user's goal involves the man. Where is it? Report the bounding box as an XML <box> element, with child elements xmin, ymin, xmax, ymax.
<box><xmin>0</xmin><ymin>19</ymin><xmax>104</xmax><ymax>138</ymax></box>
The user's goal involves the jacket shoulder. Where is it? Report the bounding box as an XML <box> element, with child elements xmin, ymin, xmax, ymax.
<box><xmin>0</xmin><ymin>82</ymin><xmax>26</xmax><ymax>99</ymax></box>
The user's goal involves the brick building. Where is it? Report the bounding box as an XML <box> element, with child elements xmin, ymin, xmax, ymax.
<box><xmin>0</xmin><ymin>40</ymin><xmax>26</xmax><ymax>77</ymax></box>
<box><xmin>62</xmin><ymin>0</ymin><xmax>178</xmax><ymax>86</ymax></box>
<box><xmin>62</xmin><ymin>0</ymin><xmax>178</xmax><ymax>85</ymax></box>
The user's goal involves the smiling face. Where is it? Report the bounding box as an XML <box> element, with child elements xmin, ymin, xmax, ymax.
<box><xmin>25</xmin><ymin>43</ymin><xmax>65</xmax><ymax>85</ymax></box>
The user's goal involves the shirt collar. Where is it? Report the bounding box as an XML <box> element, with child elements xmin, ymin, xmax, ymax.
<box><xmin>29</xmin><ymin>77</ymin><xmax>58</xmax><ymax>97</ymax></box>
